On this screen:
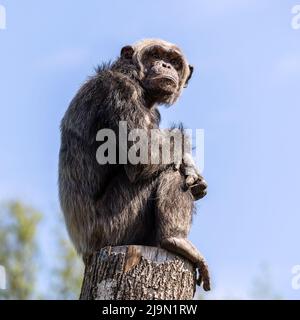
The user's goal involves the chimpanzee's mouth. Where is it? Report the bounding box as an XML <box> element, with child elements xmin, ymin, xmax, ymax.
<box><xmin>163</xmin><ymin>75</ymin><xmax>177</xmax><ymax>83</ymax></box>
<box><xmin>153</xmin><ymin>75</ymin><xmax>178</xmax><ymax>87</ymax></box>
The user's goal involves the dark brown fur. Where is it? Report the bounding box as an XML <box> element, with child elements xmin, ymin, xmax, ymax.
<box><xmin>59</xmin><ymin>39</ymin><xmax>210</xmax><ymax>290</ymax></box>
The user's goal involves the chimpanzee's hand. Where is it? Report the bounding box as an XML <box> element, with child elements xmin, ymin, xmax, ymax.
<box><xmin>186</xmin><ymin>174</ymin><xmax>207</xmax><ymax>200</ymax></box>
<box><xmin>179</xmin><ymin>153</ymin><xmax>207</xmax><ymax>200</ymax></box>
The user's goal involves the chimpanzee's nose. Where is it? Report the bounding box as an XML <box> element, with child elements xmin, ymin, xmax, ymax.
<box><xmin>162</xmin><ymin>62</ymin><xmax>171</xmax><ymax>69</ymax></box>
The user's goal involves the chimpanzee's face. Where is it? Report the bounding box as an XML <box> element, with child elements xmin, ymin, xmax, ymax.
<box><xmin>120</xmin><ymin>41</ymin><xmax>193</xmax><ymax>105</ymax></box>
<box><xmin>141</xmin><ymin>45</ymin><xmax>184</xmax><ymax>98</ymax></box>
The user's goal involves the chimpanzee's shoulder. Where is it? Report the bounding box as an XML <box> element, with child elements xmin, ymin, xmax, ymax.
<box><xmin>92</xmin><ymin>64</ymin><xmax>126</xmax><ymax>89</ymax></box>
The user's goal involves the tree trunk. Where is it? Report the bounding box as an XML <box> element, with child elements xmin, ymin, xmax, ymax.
<box><xmin>80</xmin><ymin>245</ymin><xmax>196</xmax><ymax>300</ymax></box>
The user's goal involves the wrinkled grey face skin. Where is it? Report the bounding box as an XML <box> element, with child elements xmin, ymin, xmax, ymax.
<box><xmin>141</xmin><ymin>45</ymin><xmax>185</xmax><ymax>97</ymax></box>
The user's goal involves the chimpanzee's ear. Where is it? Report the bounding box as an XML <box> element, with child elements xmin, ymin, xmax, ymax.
<box><xmin>184</xmin><ymin>65</ymin><xmax>194</xmax><ymax>88</ymax></box>
<box><xmin>121</xmin><ymin>45</ymin><xmax>134</xmax><ymax>59</ymax></box>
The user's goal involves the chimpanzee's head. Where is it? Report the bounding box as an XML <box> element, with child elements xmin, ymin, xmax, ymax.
<box><xmin>120</xmin><ymin>39</ymin><xmax>193</xmax><ymax>105</ymax></box>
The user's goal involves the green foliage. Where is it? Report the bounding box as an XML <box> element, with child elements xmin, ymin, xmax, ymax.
<box><xmin>0</xmin><ymin>201</ymin><xmax>41</xmax><ymax>300</ymax></box>
<box><xmin>0</xmin><ymin>201</ymin><xmax>282</xmax><ymax>300</ymax></box>
<box><xmin>0</xmin><ymin>200</ymin><xmax>84</xmax><ymax>300</ymax></box>
<box><xmin>250</xmin><ymin>263</ymin><xmax>282</xmax><ymax>300</ymax></box>
<box><xmin>53</xmin><ymin>237</ymin><xmax>84</xmax><ymax>299</ymax></box>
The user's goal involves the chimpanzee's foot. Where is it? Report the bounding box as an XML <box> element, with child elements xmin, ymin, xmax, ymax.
<box><xmin>161</xmin><ymin>237</ymin><xmax>210</xmax><ymax>291</ymax></box>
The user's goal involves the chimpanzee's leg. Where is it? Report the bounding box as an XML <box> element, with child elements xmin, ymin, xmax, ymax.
<box><xmin>154</xmin><ymin>167</ymin><xmax>210</xmax><ymax>291</ymax></box>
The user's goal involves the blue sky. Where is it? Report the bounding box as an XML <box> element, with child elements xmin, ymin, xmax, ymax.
<box><xmin>0</xmin><ymin>0</ymin><xmax>300</xmax><ymax>299</ymax></box>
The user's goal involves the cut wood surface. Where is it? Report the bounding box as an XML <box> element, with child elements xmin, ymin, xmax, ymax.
<box><xmin>80</xmin><ymin>245</ymin><xmax>196</xmax><ymax>300</ymax></box>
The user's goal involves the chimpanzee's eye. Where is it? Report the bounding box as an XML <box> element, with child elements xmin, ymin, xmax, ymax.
<box><xmin>152</xmin><ymin>53</ymin><xmax>160</xmax><ymax>59</ymax></box>
<box><xmin>170</xmin><ymin>58</ymin><xmax>177</xmax><ymax>65</ymax></box>
<box><xmin>170</xmin><ymin>58</ymin><xmax>180</xmax><ymax>69</ymax></box>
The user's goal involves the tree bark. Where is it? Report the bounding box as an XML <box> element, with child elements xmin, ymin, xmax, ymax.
<box><xmin>80</xmin><ymin>245</ymin><xmax>197</xmax><ymax>300</ymax></box>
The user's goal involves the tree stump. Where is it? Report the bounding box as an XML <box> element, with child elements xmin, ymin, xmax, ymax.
<box><xmin>80</xmin><ymin>245</ymin><xmax>197</xmax><ymax>300</ymax></box>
